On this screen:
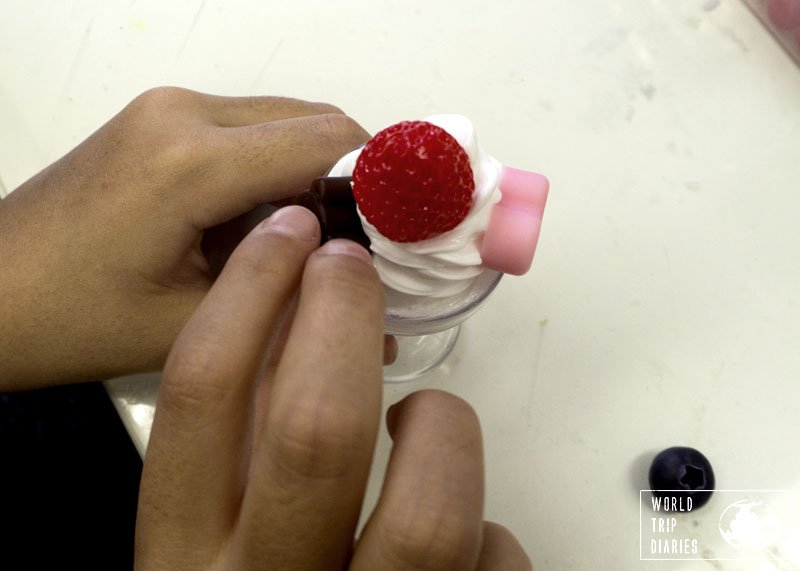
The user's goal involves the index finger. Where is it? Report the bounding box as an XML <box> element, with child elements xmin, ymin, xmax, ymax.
<box><xmin>233</xmin><ymin>239</ymin><xmax>385</xmax><ymax>570</ymax></box>
<box><xmin>132</xmin><ymin>87</ymin><xmax>345</xmax><ymax>128</ymax></box>
<box><xmin>198</xmin><ymin>93</ymin><xmax>346</xmax><ymax>128</ymax></box>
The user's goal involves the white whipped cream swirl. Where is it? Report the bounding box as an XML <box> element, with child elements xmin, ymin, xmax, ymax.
<box><xmin>327</xmin><ymin>114</ymin><xmax>501</xmax><ymax>298</ymax></box>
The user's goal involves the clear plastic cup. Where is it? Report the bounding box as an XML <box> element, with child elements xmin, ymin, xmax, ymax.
<box><xmin>382</xmin><ymin>269</ymin><xmax>503</xmax><ymax>382</ymax></box>
<box><xmin>320</xmin><ymin>146</ymin><xmax>503</xmax><ymax>382</ymax></box>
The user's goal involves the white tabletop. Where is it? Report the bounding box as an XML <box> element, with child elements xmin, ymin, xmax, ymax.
<box><xmin>2</xmin><ymin>0</ymin><xmax>800</xmax><ymax>568</ymax></box>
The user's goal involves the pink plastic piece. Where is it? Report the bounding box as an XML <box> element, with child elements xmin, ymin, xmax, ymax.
<box><xmin>768</xmin><ymin>0</ymin><xmax>800</xmax><ymax>30</ymax></box>
<box><xmin>480</xmin><ymin>166</ymin><xmax>549</xmax><ymax>275</ymax></box>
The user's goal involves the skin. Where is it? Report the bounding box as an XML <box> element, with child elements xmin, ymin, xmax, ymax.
<box><xmin>0</xmin><ymin>88</ymin><xmax>532</xmax><ymax>569</ymax></box>
<box><xmin>0</xmin><ymin>86</ymin><xmax>385</xmax><ymax>388</ymax></box>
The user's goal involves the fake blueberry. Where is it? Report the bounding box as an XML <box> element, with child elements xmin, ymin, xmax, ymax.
<box><xmin>649</xmin><ymin>446</ymin><xmax>715</xmax><ymax>509</ymax></box>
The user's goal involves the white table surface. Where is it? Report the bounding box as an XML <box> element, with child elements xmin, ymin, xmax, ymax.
<box><xmin>2</xmin><ymin>0</ymin><xmax>799</xmax><ymax>568</ymax></box>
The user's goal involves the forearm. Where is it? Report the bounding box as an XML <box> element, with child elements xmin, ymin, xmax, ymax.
<box><xmin>0</xmin><ymin>199</ymin><xmax>100</xmax><ymax>387</ymax></box>
<box><xmin>0</xmin><ymin>190</ymin><xmax>177</xmax><ymax>389</ymax></box>
<box><xmin>0</xmin><ymin>270</ymin><xmax>179</xmax><ymax>389</ymax></box>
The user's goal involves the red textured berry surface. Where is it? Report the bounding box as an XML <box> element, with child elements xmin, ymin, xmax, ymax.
<box><xmin>352</xmin><ymin>120</ymin><xmax>475</xmax><ymax>242</ymax></box>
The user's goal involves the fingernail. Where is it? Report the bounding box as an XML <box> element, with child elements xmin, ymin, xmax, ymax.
<box><xmin>317</xmin><ymin>238</ymin><xmax>373</xmax><ymax>264</ymax></box>
<box><xmin>261</xmin><ymin>206</ymin><xmax>319</xmax><ymax>240</ymax></box>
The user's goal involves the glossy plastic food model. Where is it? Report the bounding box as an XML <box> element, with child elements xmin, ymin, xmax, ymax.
<box><xmin>316</xmin><ymin>114</ymin><xmax>548</xmax><ymax>304</ymax></box>
<box><xmin>744</xmin><ymin>0</ymin><xmax>800</xmax><ymax>64</ymax></box>
<box><xmin>649</xmin><ymin>446</ymin><xmax>716</xmax><ymax>509</ymax></box>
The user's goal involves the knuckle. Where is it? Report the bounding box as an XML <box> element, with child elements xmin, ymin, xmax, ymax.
<box><xmin>310</xmin><ymin>101</ymin><xmax>345</xmax><ymax>115</ymax></box>
<box><xmin>160</xmin><ymin>343</ymin><xmax>231</xmax><ymax>419</ymax></box>
<box><xmin>272</xmin><ymin>97</ymin><xmax>345</xmax><ymax>116</ymax></box>
<box><xmin>121</xmin><ymin>87</ymin><xmax>213</xmax><ymax>180</ymax></box>
<box><xmin>130</xmin><ymin>86</ymin><xmax>196</xmax><ymax>111</ymax></box>
<box><xmin>411</xmin><ymin>390</ymin><xmax>481</xmax><ymax>435</ymax></box>
<box><xmin>266</xmin><ymin>400</ymin><xmax>369</xmax><ymax>481</ymax></box>
<box><xmin>483</xmin><ymin>520</ymin><xmax>513</xmax><ymax>539</ymax></box>
<box><xmin>379</xmin><ymin>507</ymin><xmax>481</xmax><ymax>569</ymax></box>
<box><xmin>152</xmin><ymin>134</ymin><xmax>213</xmax><ymax>179</ymax></box>
<box><xmin>313</xmin><ymin>112</ymin><xmax>369</xmax><ymax>150</ymax></box>
<box><xmin>397</xmin><ymin>390</ymin><xmax>483</xmax><ymax>458</ymax></box>
<box><xmin>413</xmin><ymin>389</ymin><xmax>476</xmax><ymax>414</ymax></box>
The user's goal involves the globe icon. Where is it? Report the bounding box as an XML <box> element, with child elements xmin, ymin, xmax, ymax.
<box><xmin>718</xmin><ymin>499</ymin><xmax>780</xmax><ymax>549</ymax></box>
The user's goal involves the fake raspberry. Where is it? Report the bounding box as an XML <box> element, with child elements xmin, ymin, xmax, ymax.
<box><xmin>352</xmin><ymin>121</ymin><xmax>474</xmax><ymax>242</ymax></box>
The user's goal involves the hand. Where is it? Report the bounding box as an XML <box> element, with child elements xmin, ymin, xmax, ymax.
<box><xmin>0</xmin><ymin>87</ymin><xmax>370</xmax><ymax>388</ymax></box>
<box><xmin>135</xmin><ymin>209</ymin><xmax>532</xmax><ymax>570</ymax></box>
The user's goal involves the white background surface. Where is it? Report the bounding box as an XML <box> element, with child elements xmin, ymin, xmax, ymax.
<box><xmin>2</xmin><ymin>0</ymin><xmax>799</xmax><ymax>568</ymax></box>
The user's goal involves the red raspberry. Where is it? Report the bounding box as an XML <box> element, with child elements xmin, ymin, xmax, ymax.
<box><xmin>352</xmin><ymin>120</ymin><xmax>474</xmax><ymax>242</ymax></box>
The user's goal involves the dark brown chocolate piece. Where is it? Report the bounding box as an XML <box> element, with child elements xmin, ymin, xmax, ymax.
<box><xmin>294</xmin><ymin>176</ymin><xmax>371</xmax><ymax>249</ymax></box>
